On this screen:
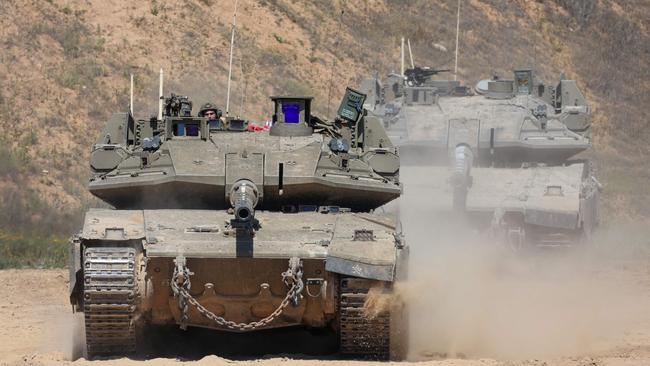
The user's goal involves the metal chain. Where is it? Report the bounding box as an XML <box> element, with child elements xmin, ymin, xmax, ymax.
<box><xmin>171</xmin><ymin>256</ymin><xmax>303</xmax><ymax>331</ymax></box>
<box><xmin>172</xmin><ymin>257</ymin><xmax>193</xmax><ymax>329</ymax></box>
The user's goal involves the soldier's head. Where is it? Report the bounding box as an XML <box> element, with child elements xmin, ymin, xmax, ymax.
<box><xmin>198</xmin><ymin>103</ymin><xmax>222</xmax><ymax>120</ymax></box>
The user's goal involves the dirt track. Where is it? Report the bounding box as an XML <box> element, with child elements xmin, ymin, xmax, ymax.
<box><xmin>2</xmin><ymin>167</ymin><xmax>650</xmax><ymax>366</ymax></box>
<box><xmin>0</xmin><ymin>264</ymin><xmax>649</xmax><ymax>366</ymax></box>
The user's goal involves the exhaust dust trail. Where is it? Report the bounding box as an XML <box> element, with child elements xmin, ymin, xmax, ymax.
<box><xmin>41</xmin><ymin>311</ymin><xmax>85</xmax><ymax>361</ymax></box>
<box><xmin>397</xmin><ymin>165</ymin><xmax>650</xmax><ymax>360</ymax></box>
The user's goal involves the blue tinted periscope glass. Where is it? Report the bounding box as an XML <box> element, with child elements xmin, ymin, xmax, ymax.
<box><xmin>175</xmin><ymin>123</ymin><xmax>185</xmax><ymax>136</ymax></box>
<box><xmin>186</xmin><ymin>124</ymin><xmax>199</xmax><ymax>136</ymax></box>
<box><xmin>282</xmin><ymin>103</ymin><xmax>300</xmax><ymax>124</ymax></box>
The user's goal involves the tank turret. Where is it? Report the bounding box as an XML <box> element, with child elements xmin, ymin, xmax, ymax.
<box><xmin>366</xmin><ymin>65</ymin><xmax>599</xmax><ymax>249</ymax></box>
<box><xmin>86</xmin><ymin>88</ymin><xmax>400</xmax><ymax>212</ymax></box>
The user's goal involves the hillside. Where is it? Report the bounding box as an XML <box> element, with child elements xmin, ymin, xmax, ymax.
<box><xmin>0</xmin><ymin>0</ymin><xmax>648</xmax><ymax>254</ymax></box>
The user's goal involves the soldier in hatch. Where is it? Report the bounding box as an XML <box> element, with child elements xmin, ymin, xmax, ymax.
<box><xmin>198</xmin><ymin>102</ymin><xmax>225</xmax><ymax>128</ymax></box>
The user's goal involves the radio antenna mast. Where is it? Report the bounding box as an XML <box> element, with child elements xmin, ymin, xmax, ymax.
<box><xmin>326</xmin><ymin>9</ymin><xmax>344</xmax><ymax>118</ymax></box>
<box><xmin>407</xmin><ymin>38</ymin><xmax>415</xmax><ymax>68</ymax></box>
<box><xmin>225</xmin><ymin>0</ymin><xmax>239</xmax><ymax>116</ymax></box>
<box><xmin>239</xmin><ymin>56</ymin><xmax>248</xmax><ymax>116</ymax></box>
<box><xmin>400</xmin><ymin>37</ymin><xmax>405</xmax><ymax>76</ymax></box>
<box><xmin>130</xmin><ymin>74</ymin><xmax>134</xmax><ymax>116</ymax></box>
<box><xmin>454</xmin><ymin>0</ymin><xmax>461</xmax><ymax>81</ymax></box>
<box><xmin>158</xmin><ymin>68</ymin><xmax>163</xmax><ymax>121</ymax></box>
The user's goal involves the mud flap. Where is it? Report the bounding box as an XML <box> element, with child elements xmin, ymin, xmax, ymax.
<box><xmin>68</xmin><ymin>237</ymin><xmax>82</xmax><ymax>307</ymax></box>
<box><xmin>390</xmin><ymin>246</ymin><xmax>409</xmax><ymax>360</ymax></box>
<box><xmin>326</xmin><ymin>215</ymin><xmax>399</xmax><ymax>282</ymax></box>
<box><xmin>326</xmin><ymin>256</ymin><xmax>394</xmax><ymax>282</ymax></box>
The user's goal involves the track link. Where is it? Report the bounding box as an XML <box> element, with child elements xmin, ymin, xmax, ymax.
<box><xmin>339</xmin><ymin>278</ymin><xmax>390</xmax><ymax>359</ymax></box>
<box><xmin>83</xmin><ymin>247</ymin><xmax>138</xmax><ymax>358</ymax></box>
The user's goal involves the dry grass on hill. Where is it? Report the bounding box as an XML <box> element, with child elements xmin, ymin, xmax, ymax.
<box><xmin>0</xmin><ymin>0</ymin><xmax>648</xmax><ymax>240</ymax></box>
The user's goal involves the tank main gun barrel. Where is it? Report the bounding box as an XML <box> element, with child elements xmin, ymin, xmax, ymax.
<box><xmin>451</xmin><ymin>145</ymin><xmax>473</xmax><ymax>211</ymax></box>
<box><xmin>229</xmin><ymin>180</ymin><xmax>259</xmax><ymax>222</ymax></box>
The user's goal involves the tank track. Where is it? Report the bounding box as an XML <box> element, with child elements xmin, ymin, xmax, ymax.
<box><xmin>339</xmin><ymin>277</ymin><xmax>390</xmax><ymax>359</ymax></box>
<box><xmin>83</xmin><ymin>247</ymin><xmax>138</xmax><ymax>358</ymax></box>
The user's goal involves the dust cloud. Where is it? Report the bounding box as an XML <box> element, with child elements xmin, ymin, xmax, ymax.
<box><xmin>396</xmin><ymin>166</ymin><xmax>650</xmax><ymax>360</ymax></box>
<box><xmin>41</xmin><ymin>312</ymin><xmax>85</xmax><ymax>360</ymax></box>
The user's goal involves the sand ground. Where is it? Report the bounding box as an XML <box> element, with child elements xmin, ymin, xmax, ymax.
<box><xmin>2</xmin><ymin>168</ymin><xmax>650</xmax><ymax>366</ymax></box>
<box><xmin>0</xmin><ymin>263</ymin><xmax>648</xmax><ymax>366</ymax></box>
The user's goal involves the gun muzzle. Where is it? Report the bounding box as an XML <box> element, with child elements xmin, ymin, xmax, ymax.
<box><xmin>452</xmin><ymin>144</ymin><xmax>473</xmax><ymax>183</ymax></box>
<box><xmin>229</xmin><ymin>180</ymin><xmax>259</xmax><ymax>222</ymax></box>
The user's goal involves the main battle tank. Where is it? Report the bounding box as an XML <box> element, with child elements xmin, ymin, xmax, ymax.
<box><xmin>360</xmin><ymin>67</ymin><xmax>599</xmax><ymax>249</ymax></box>
<box><xmin>68</xmin><ymin>87</ymin><xmax>407</xmax><ymax>359</ymax></box>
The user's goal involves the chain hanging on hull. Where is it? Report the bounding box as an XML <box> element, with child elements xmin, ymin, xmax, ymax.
<box><xmin>171</xmin><ymin>256</ymin><xmax>304</xmax><ymax>331</ymax></box>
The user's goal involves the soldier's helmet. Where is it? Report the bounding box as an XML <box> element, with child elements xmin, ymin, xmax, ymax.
<box><xmin>198</xmin><ymin>102</ymin><xmax>222</xmax><ymax>118</ymax></box>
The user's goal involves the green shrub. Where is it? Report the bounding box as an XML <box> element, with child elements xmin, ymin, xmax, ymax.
<box><xmin>0</xmin><ymin>232</ymin><xmax>68</xmax><ymax>269</ymax></box>
<box><xmin>0</xmin><ymin>145</ymin><xmax>19</xmax><ymax>177</ymax></box>
<box><xmin>54</xmin><ymin>59</ymin><xmax>105</xmax><ymax>89</ymax></box>
<box><xmin>151</xmin><ymin>0</ymin><xmax>159</xmax><ymax>16</ymax></box>
<box><xmin>273</xmin><ymin>33</ymin><xmax>286</xmax><ymax>44</ymax></box>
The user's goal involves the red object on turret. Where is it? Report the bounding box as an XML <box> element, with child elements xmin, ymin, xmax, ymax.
<box><xmin>247</xmin><ymin>123</ymin><xmax>269</xmax><ymax>132</ymax></box>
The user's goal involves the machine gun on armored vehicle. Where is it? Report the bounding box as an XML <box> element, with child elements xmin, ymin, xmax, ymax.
<box><xmin>404</xmin><ymin>66</ymin><xmax>451</xmax><ymax>87</ymax></box>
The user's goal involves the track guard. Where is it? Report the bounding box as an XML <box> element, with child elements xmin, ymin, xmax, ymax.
<box><xmin>326</xmin><ymin>256</ymin><xmax>394</xmax><ymax>282</ymax></box>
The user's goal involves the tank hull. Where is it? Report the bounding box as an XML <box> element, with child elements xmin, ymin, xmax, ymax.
<box><xmin>401</xmin><ymin>163</ymin><xmax>599</xmax><ymax>248</ymax></box>
<box><xmin>148</xmin><ymin>257</ymin><xmax>335</xmax><ymax>330</ymax></box>
<box><xmin>69</xmin><ymin>209</ymin><xmax>408</xmax><ymax>359</ymax></box>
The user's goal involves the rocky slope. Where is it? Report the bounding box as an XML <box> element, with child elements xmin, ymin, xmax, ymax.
<box><xmin>0</xmin><ymin>0</ymin><xmax>648</xmax><ymax>241</ymax></box>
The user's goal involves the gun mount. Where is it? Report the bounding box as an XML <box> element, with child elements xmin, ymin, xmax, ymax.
<box><xmin>164</xmin><ymin>93</ymin><xmax>193</xmax><ymax>117</ymax></box>
<box><xmin>404</xmin><ymin>66</ymin><xmax>450</xmax><ymax>87</ymax></box>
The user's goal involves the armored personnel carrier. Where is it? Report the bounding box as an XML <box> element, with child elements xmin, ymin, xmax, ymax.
<box><xmin>68</xmin><ymin>88</ymin><xmax>407</xmax><ymax>359</ymax></box>
<box><xmin>359</xmin><ymin>68</ymin><xmax>599</xmax><ymax>249</ymax></box>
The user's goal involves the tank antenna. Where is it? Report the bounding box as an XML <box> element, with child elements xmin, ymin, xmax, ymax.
<box><xmin>326</xmin><ymin>9</ymin><xmax>344</xmax><ymax>118</ymax></box>
<box><xmin>407</xmin><ymin>38</ymin><xmax>415</xmax><ymax>68</ymax></box>
<box><xmin>130</xmin><ymin>74</ymin><xmax>134</xmax><ymax>117</ymax></box>
<box><xmin>225</xmin><ymin>0</ymin><xmax>239</xmax><ymax>116</ymax></box>
<box><xmin>239</xmin><ymin>56</ymin><xmax>247</xmax><ymax>116</ymax></box>
<box><xmin>400</xmin><ymin>37</ymin><xmax>405</xmax><ymax>76</ymax></box>
<box><xmin>158</xmin><ymin>68</ymin><xmax>163</xmax><ymax>121</ymax></box>
<box><xmin>454</xmin><ymin>0</ymin><xmax>461</xmax><ymax>81</ymax></box>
